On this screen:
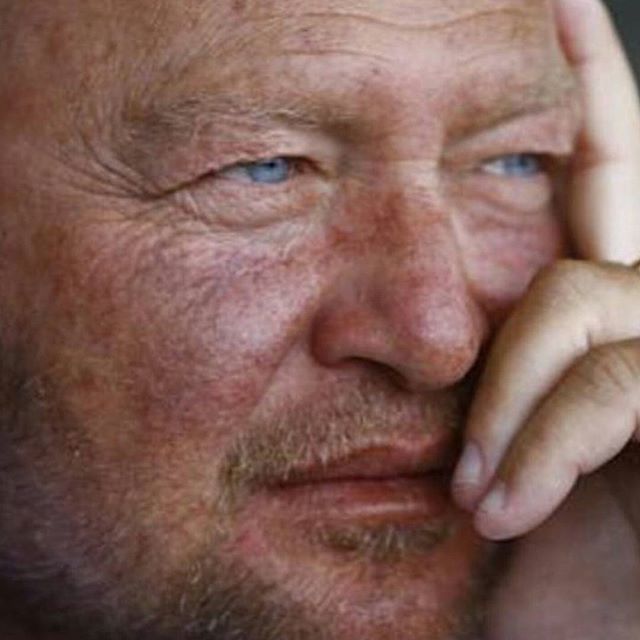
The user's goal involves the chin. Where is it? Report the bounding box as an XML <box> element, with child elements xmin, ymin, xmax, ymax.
<box><xmin>206</xmin><ymin>501</ymin><xmax>497</xmax><ymax>640</ymax></box>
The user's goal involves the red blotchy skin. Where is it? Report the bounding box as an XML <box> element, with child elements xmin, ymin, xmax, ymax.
<box><xmin>0</xmin><ymin>1</ymin><xmax>577</xmax><ymax>639</ymax></box>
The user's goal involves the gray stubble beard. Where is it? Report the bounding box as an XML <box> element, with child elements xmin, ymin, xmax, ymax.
<box><xmin>0</xmin><ymin>347</ymin><xmax>501</xmax><ymax>640</ymax></box>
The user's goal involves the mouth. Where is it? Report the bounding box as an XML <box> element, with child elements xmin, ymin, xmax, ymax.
<box><xmin>260</xmin><ymin>436</ymin><xmax>458</xmax><ymax>528</ymax></box>
<box><xmin>229</xmin><ymin>432</ymin><xmax>485</xmax><ymax>570</ymax></box>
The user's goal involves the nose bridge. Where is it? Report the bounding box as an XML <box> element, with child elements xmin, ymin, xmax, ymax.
<box><xmin>371</xmin><ymin>190</ymin><xmax>483</xmax><ymax>381</ymax></box>
<box><xmin>313</xmin><ymin>174</ymin><xmax>487</xmax><ymax>391</ymax></box>
<box><xmin>355</xmin><ymin>168</ymin><xmax>462</xmax><ymax>293</ymax></box>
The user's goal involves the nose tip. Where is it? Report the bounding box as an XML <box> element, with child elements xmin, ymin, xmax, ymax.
<box><xmin>395</xmin><ymin>292</ymin><xmax>486</xmax><ymax>391</ymax></box>
<box><xmin>311</xmin><ymin>271</ymin><xmax>487</xmax><ymax>392</ymax></box>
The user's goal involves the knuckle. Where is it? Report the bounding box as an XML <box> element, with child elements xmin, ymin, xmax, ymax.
<box><xmin>528</xmin><ymin>260</ymin><xmax>594</xmax><ymax>309</ymax></box>
<box><xmin>572</xmin><ymin>341</ymin><xmax>640</xmax><ymax>404</ymax></box>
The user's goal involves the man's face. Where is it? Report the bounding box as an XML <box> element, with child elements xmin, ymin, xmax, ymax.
<box><xmin>0</xmin><ymin>1</ymin><xmax>577</xmax><ymax>638</ymax></box>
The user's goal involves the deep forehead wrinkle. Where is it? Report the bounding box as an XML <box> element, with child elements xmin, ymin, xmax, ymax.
<box><xmin>231</xmin><ymin>0</ymin><xmax>535</xmax><ymax>24</ymax></box>
<box><xmin>118</xmin><ymin>0</ymin><xmax>548</xmax><ymax>103</ymax></box>
<box><xmin>225</xmin><ymin>4</ymin><xmax>546</xmax><ymax>65</ymax></box>
<box><xmin>243</xmin><ymin>6</ymin><xmax>532</xmax><ymax>34</ymax></box>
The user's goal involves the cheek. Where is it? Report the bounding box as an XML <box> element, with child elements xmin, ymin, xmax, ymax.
<box><xmin>34</xmin><ymin>219</ymin><xmax>325</xmax><ymax>460</ymax></box>
<box><xmin>454</xmin><ymin>200</ymin><xmax>566</xmax><ymax>323</ymax></box>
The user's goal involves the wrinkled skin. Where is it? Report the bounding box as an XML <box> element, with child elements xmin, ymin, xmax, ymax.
<box><xmin>0</xmin><ymin>1</ymin><xmax>638</xmax><ymax>639</ymax></box>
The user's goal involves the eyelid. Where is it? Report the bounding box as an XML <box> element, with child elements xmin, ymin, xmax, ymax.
<box><xmin>445</xmin><ymin>107</ymin><xmax>579</xmax><ymax>168</ymax></box>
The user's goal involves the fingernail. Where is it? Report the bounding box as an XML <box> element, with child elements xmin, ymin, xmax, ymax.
<box><xmin>478</xmin><ymin>481</ymin><xmax>509</xmax><ymax>517</ymax></box>
<box><xmin>453</xmin><ymin>442</ymin><xmax>484</xmax><ymax>489</ymax></box>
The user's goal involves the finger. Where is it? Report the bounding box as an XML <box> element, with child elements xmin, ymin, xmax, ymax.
<box><xmin>474</xmin><ymin>338</ymin><xmax>640</xmax><ymax>540</ymax></box>
<box><xmin>452</xmin><ymin>260</ymin><xmax>640</xmax><ymax>509</ymax></box>
<box><xmin>556</xmin><ymin>0</ymin><xmax>640</xmax><ymax>263</ymax></box>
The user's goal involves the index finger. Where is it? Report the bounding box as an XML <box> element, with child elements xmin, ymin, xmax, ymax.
<box><xmin>557</xmin><ymin>0</ymin><xmax>640</xmax><ymax>264</ymax></box>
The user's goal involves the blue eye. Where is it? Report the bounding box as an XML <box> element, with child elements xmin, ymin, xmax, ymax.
<box><xmin>481</xmin><ymin>154</ymin><xmax>544</xmax><ymax>178</ymax></box>
<box><xmin>226</xmin><ymin>157</ymin><xmax>293</xmax><ymax>185</ymax></box>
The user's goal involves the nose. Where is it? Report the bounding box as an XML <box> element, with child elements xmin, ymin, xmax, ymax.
<box><xmin>311</xmin><ymin>188</ymin><xmax>488</xmax><ymax>392</ymax></box>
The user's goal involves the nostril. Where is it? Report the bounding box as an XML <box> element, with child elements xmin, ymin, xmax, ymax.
<box><xmin>347</xmin><ymin>357</ymin><xmax>408</xmax><ymax>390</ymax></box>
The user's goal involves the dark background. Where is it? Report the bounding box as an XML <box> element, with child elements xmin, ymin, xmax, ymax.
<box><xmin>606</xmin><ymin>0</ymin><xmax>639</xmax><ymax>78</ymax></box>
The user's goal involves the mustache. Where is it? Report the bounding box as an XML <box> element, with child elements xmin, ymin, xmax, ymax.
<box><xmin>217</xmin><ymin>375</ymin><xmax>475</xmax><ymax>508</ymax></box>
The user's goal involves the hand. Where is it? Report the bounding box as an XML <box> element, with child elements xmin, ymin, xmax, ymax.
<box><xmin>452</xmin><ymin>0</ymin><xmax>640</xmax><ymax>543</ymax></box>
<box><xmin>450</xmin><ymin>1</ymin><xmax>640</xmax><ymax>636</ymax></box>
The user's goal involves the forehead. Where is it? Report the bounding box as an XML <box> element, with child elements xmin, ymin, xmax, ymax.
<box><xmin>2</xmin><ymin>0</ymin><xmax>570</xmax><ymax>145</ymax></box>
<box><xmin>148</xmin><ymin>1</ymin><xmax>565</xmax><ymax>136</ymax></box>
<box><xmin>124</xmin><ymin>0</ymin><xmax>558</xmax><ymax>93</ymax></box>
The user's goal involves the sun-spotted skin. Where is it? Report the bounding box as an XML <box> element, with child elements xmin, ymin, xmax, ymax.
<box><xmin>0</xmin><ymin>1</ymin><xmax>580</xmax><ymax>639</ymax></box>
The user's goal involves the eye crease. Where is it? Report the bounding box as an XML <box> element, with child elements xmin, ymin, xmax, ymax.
<box><xmin>480</xmin><ymin>153</ymin><xmax>545</xmax><ymax>178</ymax></box>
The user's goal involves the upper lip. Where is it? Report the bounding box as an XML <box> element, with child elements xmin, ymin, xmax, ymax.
<box><xmin>274</xmin><ymin>433</ymin><xmax>458</xmax><ymax>487</ymax></box>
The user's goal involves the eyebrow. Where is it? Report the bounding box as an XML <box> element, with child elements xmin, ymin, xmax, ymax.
<box><xmin>117</xmin><ymin>62</ymin><xmax>579</xmax><ymax>163</ymax></box>
<box><xmin>121</xmin><ymin>94</ymin><xmax>334</xmax><ymax>150</ymax></box>
<box><xmin>446</xmin><ymin>64</ymin><xmax>579</xmax><ymax>141</ymax></box>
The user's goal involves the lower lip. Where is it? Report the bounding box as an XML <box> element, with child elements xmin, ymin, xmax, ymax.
<box><xmin>265</xmin><ymin>475</ymin><xmax>451</xmax><ymax>526</ymax></box>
